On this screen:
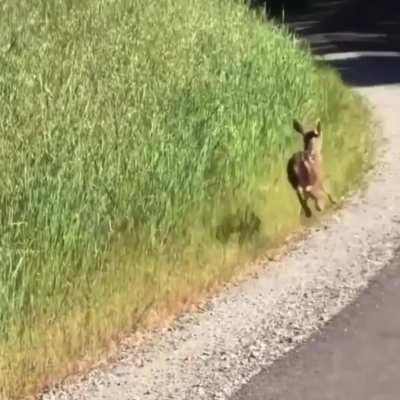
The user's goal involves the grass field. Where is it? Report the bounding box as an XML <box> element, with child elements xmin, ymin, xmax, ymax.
<box><xmin>0</xmin><ymin>0</ymin><xmax>372</xmax><ymax>398</ymax></box>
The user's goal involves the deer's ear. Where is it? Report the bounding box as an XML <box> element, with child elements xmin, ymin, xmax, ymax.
<box><xmin>293</xmin><ymin>119</ymin><xmax>304</xmax><ymax>135</ymax></box>
<box><xmin>316</xmin><ymin>119</ymin><xmax>322</xmax><ymax>134</ymax></box>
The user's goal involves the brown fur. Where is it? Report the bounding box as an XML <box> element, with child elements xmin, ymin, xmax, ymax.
<box><xmin>287</xmin><ymin>119</ymin><xmax>335</xmax><ymax>218</ymax></box>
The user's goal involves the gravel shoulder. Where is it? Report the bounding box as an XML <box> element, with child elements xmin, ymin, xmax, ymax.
<box><xmin>42</xmin><ymin>5</ymin><xmax>400</xmax><ymax>400</ymax></box>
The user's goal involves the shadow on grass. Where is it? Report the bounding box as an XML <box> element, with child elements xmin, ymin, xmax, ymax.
<box><xmin>216</xmin><ymin>207</ymin><xmax>261</xmax><ymax>245</ymax></box>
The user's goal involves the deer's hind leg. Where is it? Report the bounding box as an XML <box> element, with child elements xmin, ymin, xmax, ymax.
<box><xmin>308</xmin><ymin>184</ymin><xmax>337</xmax><ymax>212</ymax></box>
<box><xmin>306</xmin><ymin>186</ymin><xmax>325</xmax><ymax>212</ymax></box>
<box><xmin>295</xmin><ymin>186</ymin><xmax>312</xmax><ymax>218</ymax></box>
<box><xmin>321</xmin><ymin>184</ymin><xmax>337</xmax><ymax>205</ymax></box>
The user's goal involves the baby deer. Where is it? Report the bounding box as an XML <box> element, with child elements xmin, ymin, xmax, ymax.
<box><xmin>287</xmin><ymin>119</ymin><xmax>336</xmax><ymax>218</ymax></box>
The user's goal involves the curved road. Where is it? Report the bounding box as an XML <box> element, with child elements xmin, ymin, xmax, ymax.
<box><xmin>233</xmin><ymin>1</ymin><xmax>400</xmax><ymax>399</ymax></box>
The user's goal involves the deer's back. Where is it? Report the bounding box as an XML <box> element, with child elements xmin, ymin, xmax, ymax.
<box><xmin>287</xmin><ymin>151</ymin><xmax>319</xmax><ymax>190</ymax></box>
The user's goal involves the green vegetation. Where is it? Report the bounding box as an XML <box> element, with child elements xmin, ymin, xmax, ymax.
<box><xmin>0</xmin><ymin>0</ymin><xmax>371</xmax><ymax>398</ymax></box>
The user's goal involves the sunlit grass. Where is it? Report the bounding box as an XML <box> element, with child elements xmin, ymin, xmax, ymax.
<box><xmin>0</xmin><ymin>1</ymin><xmax>372</xmax><ymax>398</ymax></box>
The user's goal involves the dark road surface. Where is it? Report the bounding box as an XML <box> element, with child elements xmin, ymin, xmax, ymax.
<box><xmin>233</xmin><ymin>0</ymin><xmax>400</xmax><ymax>399</ymax></box>
<box><xmin>233</xmin><ymin>253</ymin><xmax>400</xmax><ymax>400</ymax></box>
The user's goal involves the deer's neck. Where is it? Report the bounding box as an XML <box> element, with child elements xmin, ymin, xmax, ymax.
<box><xmin>305</xmin><ymin>149</ymin><xmax>321</xmax><ymax>163</ymax></box>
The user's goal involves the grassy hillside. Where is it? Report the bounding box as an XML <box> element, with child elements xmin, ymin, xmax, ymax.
<box><xmin>0</xmin><ymin>0</ymin><xmax>371</xmax><ymax>398</ymax></box>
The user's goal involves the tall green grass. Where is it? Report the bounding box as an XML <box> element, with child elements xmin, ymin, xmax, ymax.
<box><xmin>0</xmin><ymin>0</ymin><xmax>371</xmax><ymax>398</ymax></box>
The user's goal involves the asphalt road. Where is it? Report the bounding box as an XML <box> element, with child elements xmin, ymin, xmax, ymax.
<box><xmin>233</xmin><ymin>252</ymin><xmax>400</xmax><ymax>400</ymax></box>
<box><xmin>232</xmin><ymin>1</ymin><xmax>400</xmax><ymax>399</ymax></box>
